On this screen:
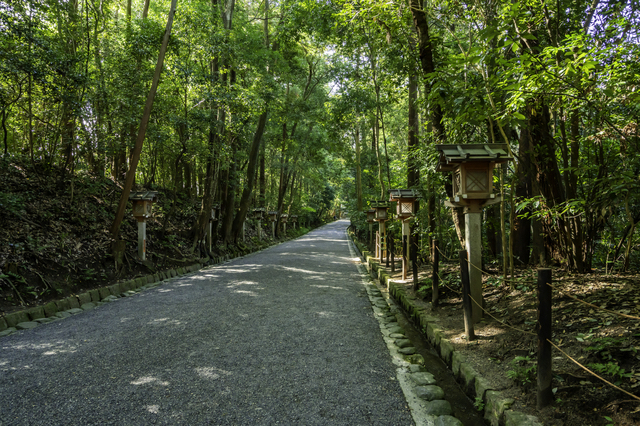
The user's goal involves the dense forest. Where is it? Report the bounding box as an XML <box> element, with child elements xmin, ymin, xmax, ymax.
<box><xmin>1</xmin><ymin>0</ymin><xmax>639</xmax><ymax>275</ymax></box>
<box><xmin>2</xmin><ymin>1</ymin><xmax>640</xmax><ymax>423</ymax></box>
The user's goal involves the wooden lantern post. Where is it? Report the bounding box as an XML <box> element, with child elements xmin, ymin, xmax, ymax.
<box><xmin>281</xmin><ymin>214</ymin><xmax>289</xmax><ymax>234</ymax></box>
<box><xmin>268</xmin><ymin>211</ymin><xmax>277</xmax><ymax>239</ymax></box>
<box><xmin>253</xmin><ymin>208</ymin><xmax>265</xmax><ymax>240</ymax></box>
<box><xmin>371</xmin><ymin>201</ymin><xmax>389</xmax><ymax>263</ymax></box>
<box><xmin>129</xmin><ymin>191</ymin><xmax>158</xmax><ymax>261</ymax></box>
<box><xmin>389</xmin><ymin>189</ymin><xmax>419</xmax><ymax>280</ymax></box>
<box><xmin>290</xmin><ymin>215</ymin><xmax>298</xmax><ymax>230</ymax></box>
<box><xmin>436</xmin><ymin>144</ymin><xmax>512</xmax><ymax>323</ymax></box>
<box><xmin>366</xmin><ymin>208</ymin><xmax>375</xmax><ymax>250</ymax></box>
<box><xmin>207</xmin><ymin>203</ymin><xmax>220</xmax><ymax>252</ymax></box>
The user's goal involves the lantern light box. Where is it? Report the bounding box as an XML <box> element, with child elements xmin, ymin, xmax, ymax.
<box><xmin>366</xmin><ymin>209</ymin><xmax>375</xmax><ymax>223</ymax></box>
<box><xmin>280</xmin><ymin>214</ymin><xmax>289</xmax><ymax>223</ymax></box>
<box><xmin>267</xmin><ymin>211</ymin><xmax>278</xmax><ymax>222</ymax></box>
<box><xmin>211</xmin><ymin>203</ymin><xmax>220</xmax><ymax>221</ymax></box>
<box><xmin>370</xmin><ymin>201</ymin><xmax>389</xmax><ymax>221</ymax></box>
<box><xmin>388</xmin><ymin>189</ymin><xmax>419</xmax><ymax>219</ymax></box>
<box><xmin>435</xmin><ymin>144</ymin><xmax>512</xmax><ymax>208</ymax></box>
<box><xmin>252</xmin><ymin>207</ymin><xmax>265</xmax><ymax>220</ymax></box>
<box><xmin>130</xmin><ymin>191</ymin><xmax>158</xmax><ymax>220</ymax></box>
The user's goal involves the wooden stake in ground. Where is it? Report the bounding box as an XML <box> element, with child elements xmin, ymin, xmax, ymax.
<box><xmin>459</xmin><ymin>250</ymin><xmax>475</xmax><ymax>341</ymax></box>
<box><xmin>432</xmin><ymin>239</ymin><xmax>439</xmax><ymax>307</ymax></box>
<box><xmin>537</xmin><ymin>268</ymin><xmax>553</xmax><ymax>409</ymax></box>
<box><xmin>110</xmin><ymin>0</ymin><xmax>178</xmax><ymax>244</ymax></box>
<box><xmin>411</xmin><ymin>230</ymin><xmax>418</xmax><ymax>290</ymax></box>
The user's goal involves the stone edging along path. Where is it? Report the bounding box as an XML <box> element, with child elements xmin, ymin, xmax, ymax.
<box><xmin>349</xmin><ymin>236</ymin><xmax>544</xmax><ymax>426</ymax></box>
<box><xmin>345</xmin><ymin>234</ymin><xmax>465</xmax><ymax>426</ymax></box>
<box><xmin>0</xmin><ymin>233</ymin><xmax>306</xmax><ymax>338</ymax></box>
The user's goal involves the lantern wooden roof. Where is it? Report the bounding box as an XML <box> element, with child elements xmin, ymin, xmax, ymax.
<box><xmin>435</xmin><ymin>144</ymin><xmax>512</xmax><ymax>172</ymax></box>
<box><xmin>370</xmin><ymin>201</ymin><xmax>389</xmax><ymax>209</ymax></box>
<box><xmin>388</xmin><ymin>189</ymin><xmax>419</xmax><ymax>202</ymax></box>
<box><xmin>129</xmin><ymin>191</ymin><xmax>158</xmax><ymax>202</ymax></box>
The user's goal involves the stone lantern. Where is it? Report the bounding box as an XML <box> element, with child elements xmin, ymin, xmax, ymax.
<box><xmin>371</xmin><ymin>201</ymin><xmax>390</xmax><ymax>262</ymax></box>
<box><xmin>290</xmin><ymin>215</ymin><xmax>298</xmax><ymax>230</ymax></box>
<box><xmin>253</xmin><ymin>208</ymin><xmax>265</xmax><ymax>240</ymax></box>
<box><xmin>365</xmin><ymin>208</ymin><xmax>375</xmax><ymax>249</ymax></box>
<box><xmin>211</xmin><ymin>203</ymin><xmax>220</xmax><ymax>221</ymax></box>
<box><xmin>267</xmin><ymin>211</ymin><xmax>278</xmax><ymax>239</ymax></box>
<box><xmin>205</xmin><ymin>203</ymin><xmax>220</xmax><ymax>252</ymax></box>
<box><xmin>389</xmin><ymin>189</ymin><xmax>418</xmax><ymax>219</ymax></box>
<box><xmin>366</xmin><ymin>209</ymin><xmax>376</xmax><ymax>223</ymax></box>
<box><xmin>389</xmin><ymin>189</ymin><xmax>419</xmax><ymax>280</ymax></box>
<box><xmin>253</xmin><ymin>208</ymin><xmax>265</xmax><ymax>220</ymax></box>
<box><xmin>436</xmin><ymin>143</ymin><xmax>512</xmax><ymax>323</ymax></box>
<box><xmin>281</xmin><ymin>214</ymin><xmax>289</xmax><ymax>234</ymax></box>
<box><xmin>129</xmin><ymin>191</ymin><xmax>158</xmax><ymax>261</ymax></box>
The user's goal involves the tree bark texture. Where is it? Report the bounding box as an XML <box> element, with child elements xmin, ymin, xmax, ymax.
<box><xmin>111</xmin><ymin>0</ymin><xmax>178</xmax><ymax>241</ymax></box>
<box><xmin>231</xmin><ymin>111</ymin><xmax>268</xmax><ymax>240</ymax></box>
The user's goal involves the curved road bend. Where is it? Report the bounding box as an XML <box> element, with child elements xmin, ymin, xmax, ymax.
<box><xmin>0</xmin><ymin>220</ymin><xmax>414</xmax><ymax>425</ymax></box>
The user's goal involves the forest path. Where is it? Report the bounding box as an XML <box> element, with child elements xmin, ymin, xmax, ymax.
<box><xmin>0</xmin><ymin>220</ymin><xmax>415</xmax><ymax>425</ymax></box>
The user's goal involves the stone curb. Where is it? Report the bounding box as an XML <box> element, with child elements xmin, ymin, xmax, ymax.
<box><xmin>0</xmin><ymin>230</ymin><xmax>312</xmax><ymax>338</ymax></box>
<box><xmin>346</xmin><ymin>236</ymin><xmax>462</xmax><ymax>426</ymax></box>
<box><xmin>351</xmin><ymin>239</ymin><xmax>542</xmax><ymax>426</ymax></box>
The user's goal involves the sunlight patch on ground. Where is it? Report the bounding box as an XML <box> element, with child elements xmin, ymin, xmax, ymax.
<box><xmin>6</xmin><ymin>342</ymin><xmax>57</xmax><ymax>351</ymax></box>
<box><xmin>196</xmin><ymin>367</ymin><xmax>232</xmax><ymax>380</ymax></box>
<box><xmin>218</xmin><ymin>264</ymin><xmax>265</xmax><ymax>273</ymax></box>
<box><xmin>200</xmin><ymin>273</ymin><xmax>220</xmax><ymax>278</ymax></box>
<box><xmin>226</xmin><ymin>280</ymin><xmax>260</xmax><ymax>287</ymax></box>
<box><xmin>120</xmin><ymin>317</ymin><xmax>134</xmax><ymax>323</ymax></box>
<box><xmin>310</xmin><ymin>284</ymin><xmax>345</xmax><ymax>290</ymax></box>
<box><xmin>157</xmin><ymin>288</ymin><xmax>173</xmax><ymax>293</ymax></box>
<box><xmin>147</xmin><ymin>318</ymin><xmax>184</xmax><ymax>326</ymax></box>
<box><xmin>41</xmin><ymin>347</ymin><xmax>77</xmax><ymax>356</ymax></box>
<box><xmin>226</xmin><ymin>281</ymin><xmax>263</xmax><ymax>296</ymax></box>
<box><xmin>130</xmin><ymin>376</ymin><xmax>169</xmax><ymax>386</ymax></box>
<box><xmin>146</xmin><ymin>405</ymin><xmax>160</xmax><ymax>414</ymax></box>
<box><xmin>277</xmin><ymin>265</ymin><xmax>327</xmax><ymax>275</ymax></box>
<box><xmin>306</xmin><ymin>275</ymin><xmax>327</xmax><ymax>281</ymax></box>
<box><xmin>5</xmin><ymin>341</ymin><xmax>82</xmax><ymax>359</ymax></box>
<box><xmin>233</xmin><ymin>290</ymin><xmax>258</xmax><ymax>296</ymax></box>
<box><xmin>315</xmin><ymin>311</ymin><xmax>338</xmax><ymax>318</ymax></box>
<box><xmin>192</xmin><ymin>275</ymin><xmax>215</xmax><ymax>280</ymax></box>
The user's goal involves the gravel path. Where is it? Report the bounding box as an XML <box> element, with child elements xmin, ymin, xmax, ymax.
<box><xmin>0</xmin><ymin>220</ymin><xmax>414</xmax><ymax>425</ymax></box>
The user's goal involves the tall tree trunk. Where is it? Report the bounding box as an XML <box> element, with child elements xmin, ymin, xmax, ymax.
<box><xmin>407</xmin><ymin>72</ymin><xmax>419</xmax><ymax>188</ymax></box>
<box><xmin>408</xmin><ymin>0</ymin><xmax>445</xmax><ymax>141</ymax></box>
<box><xmin>221</xmin><ymin>140</ymin><xmax>237</xmax><ymax>243</ymax></box>
<box><xmin>143</xmin><ymin>0</ymin><xmax>151</xmax><ymax>19</ymax></box>
<box><xmin>527</xmin><ymin>98</ymin><xmax>579</xmax><ymax>269</ymax></box>
<box><xmin>259</xmin><ymin>142</ymin><xmax>266</xmax><ymax>207</ymax></box>
<box><xmin>374</xmin><ymin>115</ymin><xmax>385</xmax><ymax>199</ymax></box>
<box><xmin>231</xmin><ymin>111</ymin><xmax>268</xmax><ymax>240</ymax></box>
<box><xmin>111</xmin><ymin>0</ymin><xmax>178</xmax><ymax>241</ymax></box>
<box><xmin>355</xmin><ymin>125</ymin><xmax>363</xmax><ymax>211</ymax></box>
<box><xmin>512</xmin><ymin>130</ymin><xmax>532</xmax><ymax>265</ymax></box>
